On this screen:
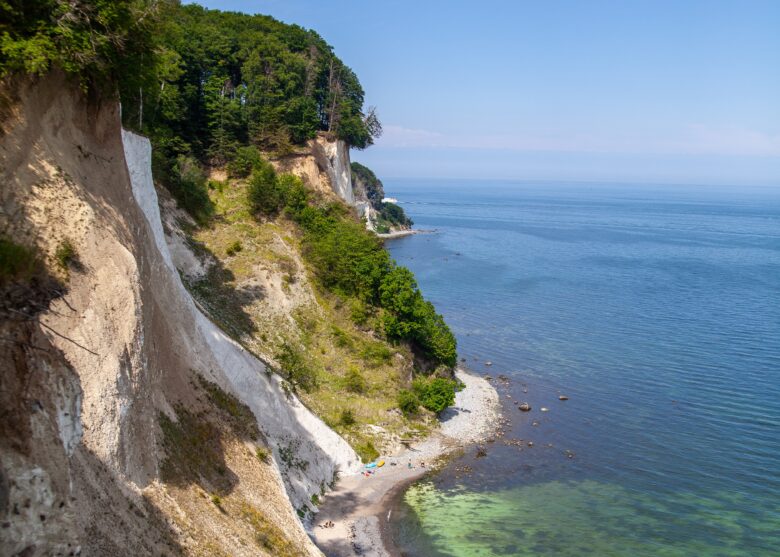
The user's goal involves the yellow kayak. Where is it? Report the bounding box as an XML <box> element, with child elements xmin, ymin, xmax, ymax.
<box><xmin>377</xmin><ymin>460</ymin><xmax>385</xmax><ymax>468</ymax></box>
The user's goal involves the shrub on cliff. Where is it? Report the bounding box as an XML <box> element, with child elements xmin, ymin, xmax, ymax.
<box><xmin>248</xmin><ymin>160</ymin><xmax>285</xmax><ymax>216</ymax></box>
<box><xmin>379</xmin><ymin>202</ymin><xmax>413</xmax><ymax>228</ymax></box>
<box><xmin>276</xmin><ymin>342</ymin><xmax>318</xmax><ymax>393</ymax></box>
<box><xmin>413</xmin><ymin>377</ymin><xmax>456</xmax><ymax>415</ymax></box>
<box><xmin>397</xmin><ymin>389</ymin><xmax>419</xmax><ymax>416</ymax></box>
<box><xmin>168</xmin><ymin>155</ymin><xmax>213</xmax><ymax>224</ymax></box>
<box><xmin>228</xmin><ymin>146</ymin><xmax>263</xmax><ymax>178</ymax></box>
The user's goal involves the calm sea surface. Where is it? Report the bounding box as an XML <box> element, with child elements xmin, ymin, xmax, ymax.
<box><xmin>383</xmin><ymin>181</ymin><xmax>780</xmax><ymax>557</ymax></box>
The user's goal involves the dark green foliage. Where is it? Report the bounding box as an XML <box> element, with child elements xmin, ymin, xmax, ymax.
<box><xmin>0</xmin><ymin>237</ymin><xmax>40</xmax><ymax>284</ymax></box>
<box><xmin>380</xmin><ymin>268</ymin><xmax>458</xmax><ymax>367</ymax></box>
<box><xmin>339</xmin><ymin>408</ymin><xmax>356</xmax><ymax>426</ymax></box>
<box><xmin>159</xmin><ymin>155</ymin><xmax>213</xmax><ymax>224</ymax></box>
<box><xmin>351</xmin><ymin>161</ymin><xmax>384</xmax><ymax>210</ymax></box>
<box><xmin>247</xmin><ymin>161</ymin><xmax>284</xmax><ymax>216</ymax></box>
<box><xmin>228</xmin><ymin>146</ymin><xmax>263</xmax><ymax>178</ymax></box>
<box><xmin>379</xmin><ymin>202</ymin><xmax>413</xmax><ymax>228</ymax></box>
<box><xmin>413</xmin><ymin>377</ymin><xmax>456</xmax><ymax>414</ymax></box>
<box><xmin>55</xmin><ymin>239</ymin><xmax>76</xmax><ymax>271</ymax></box>
<box><xmin>116</xmin><ymin>3</ymin><xmax>379</xmax><ymax>157</ymax></box>
<box><xmin>355</xmin><ymin>440</ymin><xmax>379</xmax><ymax>463</ymax></box>
<box><xmin>226</xmin><ymin>240</ymin><xmax>242</xmax><ymax>256</ymax></box>
<box><xmin>276</xmin><ymin>342</ymin><xmax>318</xmax><ymax>393</ymax></box>
<box><xmin>247</xmin><ymin>180</ymin><xmax>457</xmax><ymax>368</ymax></box>
<box><xmin>397</xmin><ymin>389</ymin><xmax>419</xmax><ymax>416</ymax></box>
<box><xmin>0</xmin><ymin>0</ymin><xmax>162</xmax><ymax>91</ymax></box>
<box><xmin>343</xmin><ymin>366</ymin><xmax>366</xmax><ymax>394</ymax></box>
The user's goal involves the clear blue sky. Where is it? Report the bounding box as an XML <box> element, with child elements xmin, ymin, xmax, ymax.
<box><xmin>191</xmin><ymin>1</ymin><xmax>779</xmax><ymax>186</ymax></box>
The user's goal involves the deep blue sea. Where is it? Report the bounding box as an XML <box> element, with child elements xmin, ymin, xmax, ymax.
<box><xmin>383</xmin><ymin>181</ymin><xmax>780</xmax><ymax>557</ymax></box>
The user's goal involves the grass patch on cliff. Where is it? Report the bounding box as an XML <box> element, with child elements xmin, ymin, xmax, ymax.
<box><xmin>158</xmin><ymin>407</ymin><xmax>228</xmax><ymax>487</ymax></box>
<box><xmin>196</xmin><ymin>376</ymin><xmax>260</xmax><ymax>439</ymax></box>
<box><xmin>239</xmin><ymin>502</ymin><xmax>307</xmax><ymax>557</ymax></box>
<box><xmin>181</xmin><ymin>178</ymin><xmax>438</xmax><ymax>456</ymax></box>
<box><xmin>159</xmin><ymin>378</ymin><xmax>261</xmax><ymax>488</ymax></box>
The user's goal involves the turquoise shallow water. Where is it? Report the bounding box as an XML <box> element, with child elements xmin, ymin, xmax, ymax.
<box><xmin>384</xmin><ymin>181</ymin><xmax>780</xmax><ymax>557</ymax></box>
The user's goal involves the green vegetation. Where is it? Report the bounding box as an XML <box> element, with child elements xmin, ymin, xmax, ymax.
<box><xmin>240</xmin><ymin>158</ymin><xmax>457</xmax><ymax>368</ymax></box>
<box><xmin>0</xmin><ymin>237</ymin><xmax>40</xmax><ymax>284</ymax></box>
<box><xmin>3</xmin><ymin>1</ymin><xmax>381</xmax><ymax>222</ymax></box>
<box><xmin>378</xmin><ymin>202</ymin><xmax>413</xmax><ymax>230</ymax></box>
<box><xmin>355</xmin><ymin>440</ymin><xmax>379</xmax><ymax>464</ymax></box>
<box><xmin>413</xmin><ymin>377</ymin><xmax>457</xmax><ymax>414</ymax></box>
<box><xmin>225</xmin><ymin>240</ymin><xmax>243</xmax><ymax>256</ymax></box>
<box><xmin>163</xmin><ymin>155</ymin><xmax>214</xmax><ymax>224</ymax></box>
<box><xmin>339</xmin><ymin>408</ymin><xmax>356</xmax><ymax>426</ymax></box>
<box><xmin>397</xmin><ymin>389</ymin><xmax>419</xmax><ymax>416</ymax></box>
<box><xmin>228</xmin><ymin>146</ymin><xmax>263</xmax><ymax>179</ymax></box>
<box><xmin>351</xmin><ymin>162</ymin><xmax>385</xmax><ymax>209</ymax></box>
<box><xmin>343</xmin><ymin>366</ymin><xmax>366</xmax><ymax>394</ymax></box>
<box><xmin>276</xmin><ymin>342</ymin><xmax>319</xmax><ymax>393</ymax></box>
<box><xmin>55</xmin><ymin>239</ymin><xmax>77</xmax><ymax>271</ymax></box>
<box><xmin>247</xmin><ymin>160</ymin><xmax>289</xmax><ymax>217</ymax></box>
<box><xmin>239</xmin><ymin>501</ymin><xmax>306</xmax><ymax>557</ymax></box>
<box><xmin>0</xmin><ymin>0</ymin><xmax>159</xmax><ymax>90</ymax></box>
<box><xmin>255</xmin><ymin>446</ymin><xmax>271</xmax><ymax>463</ymax></box>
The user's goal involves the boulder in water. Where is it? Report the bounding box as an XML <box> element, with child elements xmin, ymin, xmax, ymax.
<box><xmin>518</xmin><ymin>402</ymin><xmax>531</xmax><ymax>412</ymax></box>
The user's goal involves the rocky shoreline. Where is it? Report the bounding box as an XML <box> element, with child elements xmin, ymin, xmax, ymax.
<box><xmin>311</xmin><ymin>369</ymin><xmax>501</xmax><ymax>556</ymax></box>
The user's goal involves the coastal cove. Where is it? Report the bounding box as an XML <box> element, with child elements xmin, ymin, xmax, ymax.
<box><xmin>382</xmin><ymin>180</ymin><xmax>780</xmax><ymax>557</ymax></box>
<box><xmin>312</xmin><ymin>369</ymin><xmax>500</xmax><ymax>556</ymax></box>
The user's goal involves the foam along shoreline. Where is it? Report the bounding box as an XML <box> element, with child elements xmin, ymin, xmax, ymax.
<box><xmin>311</xmin><ymin>369</ymin><xmax>500</xmax><ymax>556</ymax></box>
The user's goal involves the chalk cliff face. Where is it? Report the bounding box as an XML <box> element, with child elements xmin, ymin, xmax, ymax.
<box><xmin>271</xmin><ymin>134</ymin><xmax>384</xmax><ymax>230</ymax></box>
<box><xmin>1</xmin><ymin>74</ymin><xmax>357</xmax><ymax>557</ymax></box>
<box><xmin>272</xmin><ymin>134</ymin><xmax>353</xmax><ymax>204</ymax></box>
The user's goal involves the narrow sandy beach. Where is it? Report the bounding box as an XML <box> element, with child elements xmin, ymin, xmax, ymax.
<box><xmin>377</xmin><ymin>228</ymin><xmax>436</xmax><ymax>240</ymax></box>
<box><xmin>311</xmin><ymin>369</ymin><xmax>500</xmax><ymax>556</ymax></box>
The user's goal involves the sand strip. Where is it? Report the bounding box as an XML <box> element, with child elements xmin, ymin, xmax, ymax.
<box><xmin>311</xmin><ymin>369</ymin><xmax>500</xmax><ymax>556</ymax></box>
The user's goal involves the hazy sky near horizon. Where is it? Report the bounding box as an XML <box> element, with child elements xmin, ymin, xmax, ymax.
<box><xmin>191</xmin><ymin>0</ymin><xmax>779</xmax><ymax>185</ymax></box>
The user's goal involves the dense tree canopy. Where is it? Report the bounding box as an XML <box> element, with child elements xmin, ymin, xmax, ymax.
<box><xmin>117</xmin><ymin>2</ymin><xmax>381</xmax><ymax>161</ymax></box>
<box><xmin>1</xmin><ymin>1</ymin><xmax>380</xmax><ymax>156</ymax></box>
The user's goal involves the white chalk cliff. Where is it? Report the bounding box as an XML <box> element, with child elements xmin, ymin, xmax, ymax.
<box><xmin>0</xmin><ymin>73</ymin><xmax>358</xmax><ymax>557</ymax></box>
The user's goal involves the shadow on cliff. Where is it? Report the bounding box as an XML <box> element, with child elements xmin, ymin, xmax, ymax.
<box><xmin>72</xmin><ymin>448</ymin><xmax>185</xmax><ymax>556</ymax></box>
<box><xmin>158</xmin><ymin>374</ymin><xmax>266</xmax><ymax>496</ymax></box>
<box><xmin>183</xmin><ymin>236</ymin><xmax>264</xmax><ymax>341</ymax></box>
